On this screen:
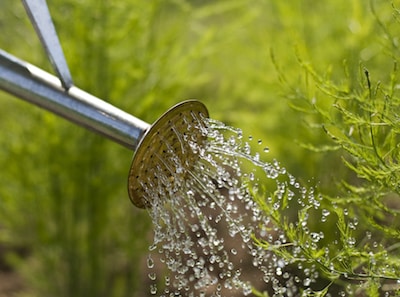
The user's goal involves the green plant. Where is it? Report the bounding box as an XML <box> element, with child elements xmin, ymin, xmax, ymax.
<box><xmin>2</xmin><ymin>0</ymin><xmax>400</xmax><ymax>296</ymax></box>
<box><xmin>252</xmin><ymin>2</ymin><xmax>400</xmax><ymax>296</ymax></box>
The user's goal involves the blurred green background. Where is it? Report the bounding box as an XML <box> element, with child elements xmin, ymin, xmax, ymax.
<box><xmin>0</xmin><ymin>0</ymin><xmax>396</xmax><ymax>296</ymax></box>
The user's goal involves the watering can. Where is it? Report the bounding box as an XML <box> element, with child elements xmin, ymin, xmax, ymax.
<box><xmin>0</xmin><ymin>0</ymin><xmax>208</xmax><ymax>208</ymax></box>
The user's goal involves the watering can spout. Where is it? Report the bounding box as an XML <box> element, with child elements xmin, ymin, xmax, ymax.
<box><xmin>0</xmin><ymin>49</ymin><xmax>150</xmax><ymax>150</ymax></box>
<box><xmin>0</xmin><ymin>49</ymin><xmax>209</xmax><ymax>208</ymax></box>
<box><xmin>1</xmin><ymin>0</ymin><xmax>209</xmax><ymax>208</ymax></box>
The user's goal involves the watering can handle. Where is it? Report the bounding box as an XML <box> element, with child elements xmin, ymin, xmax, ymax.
<box><xmin>22</xmin><ymin>0</ymin><xmax>73</xmax><ymax>90</ymax></box>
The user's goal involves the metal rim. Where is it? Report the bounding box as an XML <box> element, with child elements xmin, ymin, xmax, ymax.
<box><xmin>127</xmin><ymin>100</ymin><xmax>209</xmax><ymax>208</ymax></box>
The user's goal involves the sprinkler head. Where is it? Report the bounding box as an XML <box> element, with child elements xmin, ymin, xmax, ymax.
<box><xmin>128</xmin><ymin>100</ymin><xmax>209</xmax><ymax>208</ymax></box>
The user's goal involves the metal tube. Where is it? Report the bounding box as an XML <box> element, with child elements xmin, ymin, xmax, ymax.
<box><xmin>22</xmin><ymin>0</ymin><xmax>74</xmax><ymax>89</ymax></box>
<box><xmin>0</xmin><ymin>49</ymin><xmax>150</xmax><ymax>150</ymax></box>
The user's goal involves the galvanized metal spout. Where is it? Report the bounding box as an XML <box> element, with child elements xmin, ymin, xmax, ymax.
<box><xmin>0</xmin><ymin>49</ymin><xmax>209</xmax><ymax>208</ymax></box>
<box><xmin>1</xmin><ymin>0</ymin><xmax>209</xmax><ymax>208</ymax></box>
<box><xmin>0</xmin><ymin>49</ymin><xmax>150</xmax><ymax>150</ymax></box>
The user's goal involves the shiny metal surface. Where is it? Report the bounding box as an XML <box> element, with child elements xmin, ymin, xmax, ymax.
<box><xmin>128</xmin><ymin>100</ymin><xmax>209</xmax><ymax>208</ymax></box>
<box><xmin>22</xmin><ymin>0</ymin><xmax>73</xmax><ymax>90</ymax></box>
<box><xmin>0</xmin><ymin>49</ymin><xmax>150</xmax><ymax>150</ymax></box>
<box><xmin>1</xmin><ymin>1</ymin><xmax>210</xmax><ymax>209</ymax></box>
<box><xmin>0</xmin><ymin>50</ymin><xmax>210</xmax><ymax>208</ymax></box>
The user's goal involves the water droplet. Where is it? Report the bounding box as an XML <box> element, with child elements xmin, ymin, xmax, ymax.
<box><xmin>322</xmin><ymin>209</ymin><xmax>330</xmax><ymax>217</ymax></box>
<box><xmin>165</xmin><ymin>276</ymin><xmax>170</xmax><ymax>286</ymax></box>
<box><xmin>150</xmin><ymin>284</ymin><xmax>157</xmax><ymax>295</ymax></box>
<box><xmin>347</xmin><ymin>237</ymin><xmax>356</xmax><ymax>246</ymax></box>
<box><xmin>253</xmin><ymin>152</ymin><xmax>260</xmax><ymax>161</ymax></box>
<box><xmin>249</xmin><ymin>172</ymin><xmax>255</xmax><ymax>181</ymax></box>
<box><xmin>147</xmin><ymin>255</ymin><xmax>154</xmax><ymax>269</ymax></box>
<box><xmin>148</xmin><ymin>272</ymin><xmax>157</xmax><ymax>281</ymax></box>
<box><xmin>243</xmin><ymin>284</ymin><xmax>253</xmax><ymax>295</ymax></box>
<box><xmin>276</xmin><ymin>267</ymin><xmax>283</xmax><ymax>276</ymax></box>
<box><xmin>310</xmin><ymin>232</ymin><xmax>323</xmax><ymax>243</ymax></box>
<box><xmin>303</xmin><ymin>278</ymin><xmax>311</xmax><ymax>286</ymax></box>
<box><xmin>277</xmin><ymin>259</ymin><xmax>285</xmax><ymax>268</ymax></box>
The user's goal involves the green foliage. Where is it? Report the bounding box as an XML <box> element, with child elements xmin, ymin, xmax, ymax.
<box><xmin>1</xmin><ymin>0</ymin><xmax>400</xmax><ymax>296</ymax></box>
<box><xmin>252</xmin><ymin>1</ymin><xmax>400</xmax><ymax>296</ymax></box>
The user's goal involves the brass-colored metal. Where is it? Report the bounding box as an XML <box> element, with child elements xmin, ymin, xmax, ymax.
<box><xmin>128</xmin><ymin>100</ymin><xmax>209</xmax><ymax>208</ymax></box>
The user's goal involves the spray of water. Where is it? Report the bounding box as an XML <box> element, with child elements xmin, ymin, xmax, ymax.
<box><xmin>139</xmin><ymin>112</ymin><xmax>398</xmax><ymax>296</ymax></box>
<box><xmin>135</xmin><ymin>111</ymin><xmax>294</xmax><ymax>296</ymax></box>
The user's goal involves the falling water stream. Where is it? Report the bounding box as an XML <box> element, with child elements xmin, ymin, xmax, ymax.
<box><xmin>138</xmin><ymin>112</ymin><xmax>397</xmax><ymax>296</ymax></box>
<box><xmin>137</xmin><ymin>111</ymin><xmax>299</xmax><ymax>296</ymax></box>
